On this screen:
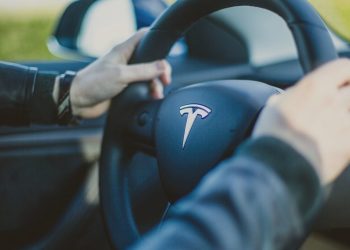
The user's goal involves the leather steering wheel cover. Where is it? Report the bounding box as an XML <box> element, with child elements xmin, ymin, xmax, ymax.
<box><xmin>100</xmin><ymin>85</ymin><xmax>150</xmax><ymax>248</ymax></box>
<box><xmin>100</xmin><ymin>0</ymin><xmax>338</xmax><ymax>249</ymax></box>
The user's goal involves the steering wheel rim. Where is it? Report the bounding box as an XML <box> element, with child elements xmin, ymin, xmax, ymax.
<box><xmin>100</xmin><ymin>0</ymin><xmax>338</xmax><ymax>249</ymax></box>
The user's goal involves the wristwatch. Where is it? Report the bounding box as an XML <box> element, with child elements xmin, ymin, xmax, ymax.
<box><xmin>57</xmin><ymin>71</ymin><xmax>80</xmax><ymax>125</ymax></box>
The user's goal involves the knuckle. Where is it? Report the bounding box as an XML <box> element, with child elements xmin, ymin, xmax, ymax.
<box><xmin>302</xmin><ymin>74</ymin><xmax>318</xmax><ymax>88</ymax></box>
<box><xmin>144</xmin><ymin>63</ymin><xmax>157</xmax><ymax>76</ymax></box>
<box><xmin>336</xmin><ymin>58</ymin><xmax>350</xmax><ymax>68</ymax></box>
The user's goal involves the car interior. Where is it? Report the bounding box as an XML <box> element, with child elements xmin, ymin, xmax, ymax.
<box><xmin>2</xmin><ymin>0</ymin><xmax>350</xmax><ymax>249</ymax></box>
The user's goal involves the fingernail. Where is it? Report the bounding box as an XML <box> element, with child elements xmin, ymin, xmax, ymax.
<box><xmin>154</xmin><ymin>91</ymin><xmax>163</xmax><ymax>100</ymax></box>
<box><xmin>165</xmin><ymin>74</ymin><xmax>172</xmax><ymax>85</ymax></box>
<box><xmin>152</xmin><ymin>88</ymin><xmax>163</xmax><ymax>99</ymax></box>
<box><xmin>151</xmin><ymin>78</ymin><xmax>165</xmax><ymax>99</ymax></box>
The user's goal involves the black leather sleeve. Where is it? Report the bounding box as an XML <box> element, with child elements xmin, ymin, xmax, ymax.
<box><xmin>0</xmin><ymin>62</ymin><xmax>59</xmax><ymax>126</ymax></box>
<box><xmin>132</xmin><ymin>137</ymin><xmax>324</xmax><ymax>250</ymax></box>
<box><xmin>0</xmin><ymin>62</ymin><xmax>36</xmax><ymax>125</ymax></box>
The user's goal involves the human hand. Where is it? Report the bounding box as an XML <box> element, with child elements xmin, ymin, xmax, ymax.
<box><xmin>253</xmin><ymin>59</ymin><xmax>350</xmax><ymax>185</ymax></box>
<box><xmin>69</xmin><ymin>28</ymin><xmax>172</xmax><ymax>119</ymax></box>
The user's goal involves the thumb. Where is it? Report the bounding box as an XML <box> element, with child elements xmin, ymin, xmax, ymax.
<box><xmin>120</xmin><ymin>60</ymin><xmax>171</xmax><ymax>84</ymax></box>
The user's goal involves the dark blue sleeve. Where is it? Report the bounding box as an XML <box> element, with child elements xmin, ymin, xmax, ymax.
<box><xmin>131</xmin><ymin>137</ymin><xmax>323</xmax><ymax>250</ymax></box>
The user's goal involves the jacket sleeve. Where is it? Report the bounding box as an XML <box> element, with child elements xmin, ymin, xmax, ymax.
<box><xmin>0</xmin><ymin>61</ymin><xmax>59</xmax><ymax>126</ymax></box>
<box><xmin>132</xmin><ymin>137</ymin><xmax>324</xmax><ymax>250</ymax></box>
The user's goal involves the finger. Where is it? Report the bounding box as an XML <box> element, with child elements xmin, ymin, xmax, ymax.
<box><xmin>159</xmin><ymin>60</ymin><xmax>172</xmax><ymax>86</ymax></box>
<box><xmin>77</xmin><ymin>101</ymin><xmax>111</xmax><ymax>119</ymax></box>
<box><xmin>121</xmin><ymin>60</ymin><xmax>171</xmax><ymax>83</ymax></box>
<box><xmin>150</xmin><ymin>78</ymin><xmax>164</xmax><ymax>99</ymax></box>
<box><xmin>306</xmin><ymin>58</ymin><xmax>350</xmax><ymax>89</ymax></box>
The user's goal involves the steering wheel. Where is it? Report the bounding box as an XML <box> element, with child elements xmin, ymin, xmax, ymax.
<box><xmin>100</xmin><ymin>0</ymin><xmax>337</xmax><ymax>249</ymax></box>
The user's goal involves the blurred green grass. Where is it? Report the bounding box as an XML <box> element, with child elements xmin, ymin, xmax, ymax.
<box><xmin>0</xmin><ymin>14</ymin><xmax>57</xmax><ymax>61</ymax></box>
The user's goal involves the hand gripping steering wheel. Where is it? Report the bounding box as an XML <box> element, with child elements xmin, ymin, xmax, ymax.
<box><xmin>100</xmin><ymin>0</ymin><xmax>337</xmax><ymax>249</ymax></box>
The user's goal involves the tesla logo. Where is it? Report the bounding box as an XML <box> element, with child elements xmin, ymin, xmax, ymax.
<box><xmin>180</xmin><ymin>104</ymin><xmax>211</xmax><ymax>148</ymax></box>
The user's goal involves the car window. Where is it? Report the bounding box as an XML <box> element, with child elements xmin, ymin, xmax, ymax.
<box><xmin>77</xmin><ymin>0</ymin><xmax>185</xmax><ymax>58</ymax></box>
<box><xmin>0</xmin><ymin>0</ymin><xmax>180</xmax><ymax>61</ymax></box>
<box><xmin>2</xmin><ymin>0</ymin><xmax>347</xmax><ymax>62</ymax></box>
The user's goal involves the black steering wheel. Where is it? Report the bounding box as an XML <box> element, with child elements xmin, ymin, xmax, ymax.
<box><xmin>100</xmin><ymin>0</ymin><xmax>337</xmax><ymax>249</ymax></box>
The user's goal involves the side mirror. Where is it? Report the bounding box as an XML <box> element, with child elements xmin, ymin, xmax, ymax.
<box><xmin>49</xmin><ymin>0</ymin><xmax>137</xmax><ymax>60</ymax></box>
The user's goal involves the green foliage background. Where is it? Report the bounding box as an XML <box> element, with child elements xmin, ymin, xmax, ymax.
<box><xmin>0</xmin><ymin>13</ymin><xmax>58</xmax><ymax>61</ymax></box>
<box><xmin>310</xmin><ymin>0</ymin><xmax>350</xmax><ymax>41</ymax></box>
<box><xmin>0</xmin><ymin>0</ymin><xmax>349</xmax><ymax>61</ymax></box>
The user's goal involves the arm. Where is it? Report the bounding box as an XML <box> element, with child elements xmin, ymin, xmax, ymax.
<box><xmin>132</xmin><ymin>137</ymin><xmax>323</xmax><ymax>250</ymax></box>
<box><xmin>0</xmin><ymin>61</ymin><xmax>57</xmax><ymax>125</ymax></box>
<box><xmin>0</xmin><ymin>29</ymin><xmax>171</xmax><ymax>126</ymax></box>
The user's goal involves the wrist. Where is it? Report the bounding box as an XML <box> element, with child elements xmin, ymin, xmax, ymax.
<box><xmin>69</xmin><ymin>71</ymin><xmax>85</xmax><ymax>117</ymax></box>
<box><xmin>253</xmin><ymin>107</ymin><xmax>323</xmax><ymax>183</ymax></box>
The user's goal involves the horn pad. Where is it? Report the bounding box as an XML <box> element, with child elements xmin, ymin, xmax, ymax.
<box><xmin>155</xmin><ymin>80</ymin><xmax>279</xmax><ymax>202</ymax></box>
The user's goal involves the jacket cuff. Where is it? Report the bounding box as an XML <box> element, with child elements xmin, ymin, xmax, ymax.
<box><xmin>29</xmin><ymin>71</ymin><xmax>58</xmax><ymax>124</ymax></box>
<box><xmin>0</xmin><ymin>62</ymin><xmax>37</xmax><ymax>125</ymax></box>
<box><xmin>236</xmin><ymin>136</ymin><xmax>324</xmax><ymax>227</ymax></box>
